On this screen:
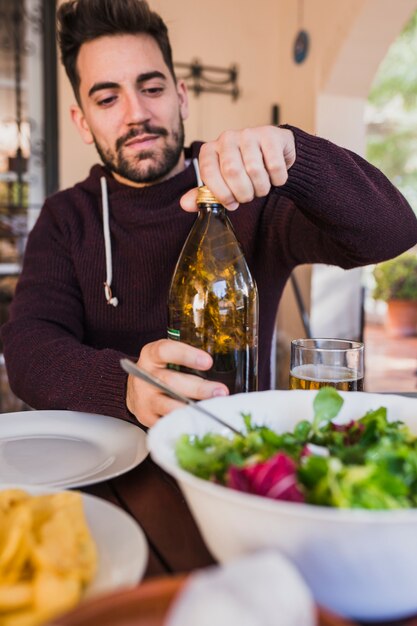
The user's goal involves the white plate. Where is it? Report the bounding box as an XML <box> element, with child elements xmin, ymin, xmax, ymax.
<box><xmin>0</xmin><ymin>485</ymin><xmax>148</xmax><ymax>596</ymax></box>
<box><xmin>0</xmin><ymin>410</ymin><xmax>148</xmax><ymax>488</ymax></box>
<box><xmin>84</xmin><ymin>491</ymin><xmax>148</xmax><ymax>596</ymax></box>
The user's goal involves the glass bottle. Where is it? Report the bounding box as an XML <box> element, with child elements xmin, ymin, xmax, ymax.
<box><xmin>168</xmin><ymin>185</ymin><xmax>258</xmax><ymax>393</ymax></box>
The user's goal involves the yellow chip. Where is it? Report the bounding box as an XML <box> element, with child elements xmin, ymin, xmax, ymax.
<box><xmin>31</xmin><ymin>494</ymin><xmax>97</xmax><ymax>584</ymax></box>
<box><xmin>0</xmin><ymin>582</ymin><xmax>32</xmax><ymax>612</ymax></box>
<box><xmin>0</xmin><ymin>488</ymin><xmax>98</xmax><ymax>626</ymax></box>
<box><xmin>33</xmin><ymin>570</ymin><xmax>81</xmax><ymax>616</ymax></box>
<box><xmin>0</xmin><ymin>611</ymin><xmax>41</xmax><ymax>626</ymax></box>
<box><xmin>0</xmin><ymin>506</ymin><xmax>31</xmax><ymax>576</ymax></box>
<box><xmin>0</xmin><ymin>490</ymin><xmax>30</xmax><ymax>515</ymax></box>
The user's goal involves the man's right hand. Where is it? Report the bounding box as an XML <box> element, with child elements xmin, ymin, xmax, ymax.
<box><xmin>126</xmin><ymin>339</ymin><xmax>229</xmax><ymax>428</ymax></box>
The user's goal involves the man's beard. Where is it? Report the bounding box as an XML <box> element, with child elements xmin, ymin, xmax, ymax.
<box><xmin>94</xmin><ymin>118</ymin><xmax>185</xmax><ymax>184</ymax></box>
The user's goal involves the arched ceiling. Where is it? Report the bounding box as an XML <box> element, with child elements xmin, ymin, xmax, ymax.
<box><xmin>323</xmin><ymin>0</ymin><xmax>417</xmax><ymax>98</ymax></box>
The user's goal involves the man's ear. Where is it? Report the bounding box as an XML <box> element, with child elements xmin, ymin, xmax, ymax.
<box><xmin>177</xmin><ymin>79</ymin><xmax>189</xmax><ymax>121</ymax></box>
<box><xmin>70</xmin><ymin>104</ymin><xmax>94</xmax><ymax>145</ymax></box>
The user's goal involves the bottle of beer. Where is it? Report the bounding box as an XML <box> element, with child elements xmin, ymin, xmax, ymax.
<box><xmin>168</xmin><ymin>185</ymin><xmax>258</xmax><ymax>394</ymax></box>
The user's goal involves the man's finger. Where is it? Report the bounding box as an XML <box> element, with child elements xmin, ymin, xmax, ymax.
<box><xmin>199</xmin><ymin>141</ymin><xmax>240</xmax><ymax>210</ymax></box>
<box><xmin>141</xmin><ymin>339</ymin><xmax>212</xmax><ymax>371</ymax></box>
<box><xmin>240</xmin><ymin>131</ymin><xmax>271</xmax><ymax>198</ymax></box>
<box><xmin>159</xmin><ymin>368</ymin><xmax>229</xmax><ymax>400</ymax></box>
<box><xmin>261</xmin><ymin>128</ymin><xmax>295</xmax><ymax>186</ymax></box>
<box><xmin>180</xmin><ymin>187</ymin><xmax>199</xmax><ymax>212</ymax></box>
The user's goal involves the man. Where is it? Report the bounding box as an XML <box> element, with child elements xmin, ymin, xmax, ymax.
<box><xmin>2</xmin><ymin>0</ymin><xmax>417</xmax><ymax>427</ymax></box>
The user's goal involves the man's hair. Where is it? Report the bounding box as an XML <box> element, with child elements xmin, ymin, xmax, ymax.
<box><xmin>57</xmin><ymin>0</ymin><xmax>175</xmax><ymax>104</ymax></box>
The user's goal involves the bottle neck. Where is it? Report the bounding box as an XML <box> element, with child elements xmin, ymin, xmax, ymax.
<box><xmin>197</xmin><ymin>203</ymin><xmax>226</xmax><ymax>217</ymax></box>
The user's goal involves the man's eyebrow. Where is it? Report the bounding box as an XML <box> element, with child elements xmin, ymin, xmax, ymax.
<box><xmin>88</xmin><ymin>71</ymin><xmax>167</xmax><ymax>98</ymax></box>
<box><xmin>88</xmin><ymin>82</ymin><xmax>119</xmax><ymax>98</ymax></box>
<box><xmin>136</xmin><ymin>70</ymin><xmax>167</xmax><ymax>83</ymax></box>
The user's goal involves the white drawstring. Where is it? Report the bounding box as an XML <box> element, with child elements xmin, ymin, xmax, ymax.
<box><xmin>100</xmin><ymin>176</ymin><xmax>119</xmax><ymax>307</ymax></box>
<box><xmin>193</xmin><ymin>158</ymin><xmax>203</xmax><ymax>187</ymax></box>
<box><xmin>99</xmin><ymin>161</ymin><xmax>200</xmax><ymax>308</ymax></box>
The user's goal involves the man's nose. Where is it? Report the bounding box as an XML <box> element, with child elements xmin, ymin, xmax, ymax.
<box><xmin>124</xmin><ymin>92</ymin><xmax>150</xmax><ymax>125</ymax></box>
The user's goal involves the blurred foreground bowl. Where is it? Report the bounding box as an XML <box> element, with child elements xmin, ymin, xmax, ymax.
<box><xmin>147</xmin><ymin>390</ymin><xmax>417</xmax><ymax>622</ymax></box>
<box><xmin>51</xmin><ymin>574</ymin><xmax>355</xmax><ymax>626</ymax></box>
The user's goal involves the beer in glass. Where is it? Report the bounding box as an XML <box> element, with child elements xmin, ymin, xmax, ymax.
<box><xmin>289</xmin><ymin>338</ymin><xmax>364</xmax><ymax>391</ymax></box>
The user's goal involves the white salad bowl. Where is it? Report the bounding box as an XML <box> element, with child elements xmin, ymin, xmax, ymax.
<box><xmin>147</xmin><ymin>390</ymin><xmax>417</xmax><ymax>622</ymax></box>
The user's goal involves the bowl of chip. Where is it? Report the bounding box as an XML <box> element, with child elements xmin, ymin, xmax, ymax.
<box><xmin>147</xmin><ymin>389</ymin><xmax>417</xmax><ymax>622</ymax></box>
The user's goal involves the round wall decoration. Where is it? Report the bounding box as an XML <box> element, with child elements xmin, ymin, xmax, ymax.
<box><xmin>293</xmin><ymin>29</ymin><xmax>310</xmax><ymax>64</ymax></box>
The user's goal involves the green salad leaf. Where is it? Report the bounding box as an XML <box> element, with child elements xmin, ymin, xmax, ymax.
<box><xmin>312</xmin><ymin>386</ymin><xmax>344</xmax><ymax>433</ymax></box>
<box><xmin>175</xmin><ymin>388</ymin><xmax>417</xmax><ymax>509</ymax></box>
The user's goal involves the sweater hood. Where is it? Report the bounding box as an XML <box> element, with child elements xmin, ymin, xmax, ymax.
<box><xmin>73</xmin><ymin>142</ymin><xmax>202</xmax><ymax>307</ymax></box>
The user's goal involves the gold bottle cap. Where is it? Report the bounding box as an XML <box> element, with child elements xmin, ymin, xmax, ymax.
<box><xmin>196</xmin><ymin>185</ymin><xmax>221</xmax><ymax>205</ymax></box>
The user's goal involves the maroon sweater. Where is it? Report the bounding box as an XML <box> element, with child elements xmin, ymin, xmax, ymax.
<box><xmin>3</xmin><ymin>126</ymin><xmax>417</xmax><ymax>422</ymax></box>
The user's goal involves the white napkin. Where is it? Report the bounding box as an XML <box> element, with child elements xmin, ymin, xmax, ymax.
<box><xmin>165</xmin><ymin>551</ymin><xmax>317</xmax><ymax>626</ymax></box>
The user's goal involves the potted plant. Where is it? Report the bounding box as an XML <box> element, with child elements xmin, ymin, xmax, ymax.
<box><xmin>372</xmin><ymin>251</ymin><xmax>417</xmax><ymax>337</ymax></box>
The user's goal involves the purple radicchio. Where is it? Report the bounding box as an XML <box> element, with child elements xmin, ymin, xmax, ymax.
<box><xmin>226</xmin><ymin>452</ymin><xmax>305</xmax><ymax>502</ymax></box>
<box><xmin>331</xmin><ymin>420</ymin><xmax>365</xmax><ymax>445</ymax></box>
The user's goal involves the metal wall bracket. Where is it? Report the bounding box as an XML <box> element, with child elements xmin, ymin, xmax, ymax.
<box><xmin>174</xmin><ymin>59</ymin><xmax>239</xmax><ymax>100</ymax></box>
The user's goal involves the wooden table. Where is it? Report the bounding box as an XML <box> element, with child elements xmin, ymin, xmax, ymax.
<box><xmin>82</xmin><ymin>393</ymin><xmax>417</xmax><ymax>626</ymax></box>
<box><xmin>85</xmin><ymin>456</ymin><xmax>216</xmax><ymax>578</ymax></box>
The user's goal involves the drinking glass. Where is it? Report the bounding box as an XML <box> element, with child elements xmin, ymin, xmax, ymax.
<box><xmin>289</xmin><ymin>338</ymin><xmax>364</xmax><ymax>391</ymax></box>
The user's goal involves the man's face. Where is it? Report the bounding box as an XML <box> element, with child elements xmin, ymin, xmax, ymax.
<box><xmin>71</xmin><ymin>34</ymin><xmax>189</xmax><ymax>186</ymax></box>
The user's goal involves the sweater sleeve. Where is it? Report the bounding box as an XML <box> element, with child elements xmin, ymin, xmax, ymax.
<box><xmin>1</xmin><ymin>201</ymin><xmax>136</xmax><ymax>423</ymax></box>
<box><xmin>275</xmin><ymin>125</ymin><xmax>417</xmax><ymax>268</ymax></box>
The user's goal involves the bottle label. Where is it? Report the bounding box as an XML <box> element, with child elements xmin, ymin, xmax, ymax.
<box><xmin>167</xmin><ymin>328</ymin><xmax>181</xmax><ymax>341</ymax></box>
